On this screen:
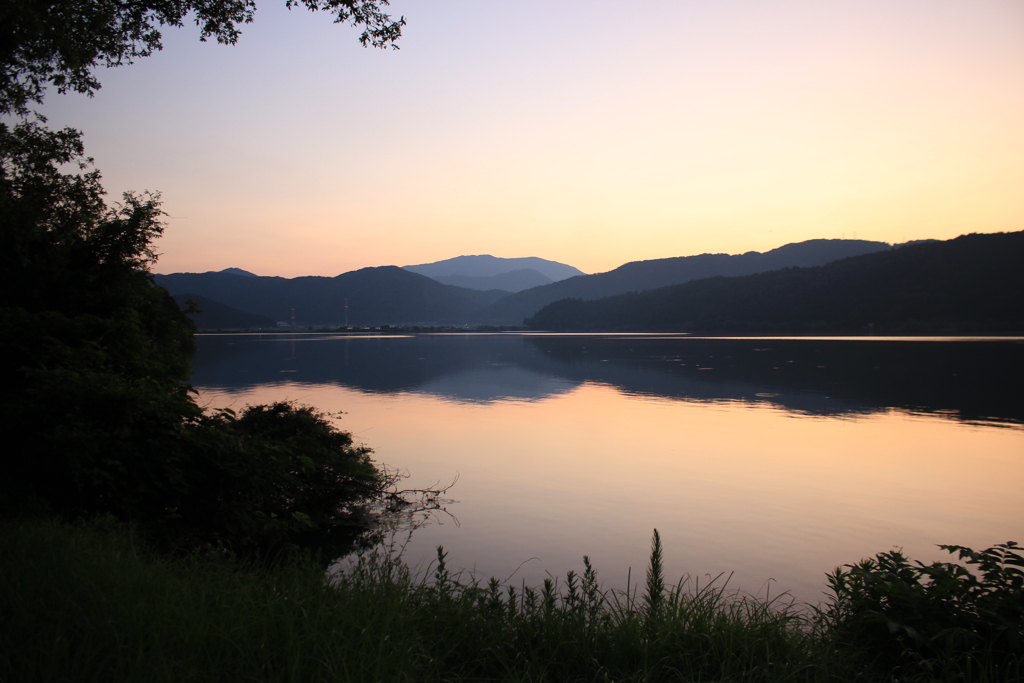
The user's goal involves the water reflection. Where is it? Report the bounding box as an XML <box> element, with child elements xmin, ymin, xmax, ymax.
<box><xmin>524</xmin><ymin>335</ymin><xmax>1024</xmax><ymax>426</ymax></box>
<box><xmin>192</xmin><ymin>333</ymin><xmax>1024</xmax><ymax>426</ymax></box>
<box><xmin>191</xmin><ymin>333</ymin><xmax>1024</xmax><ymax>604</ymax></box>
<box><xmin>193</xmin><ymin>333</ymin><xmax>581</xmax><ymax>402</ymax></box>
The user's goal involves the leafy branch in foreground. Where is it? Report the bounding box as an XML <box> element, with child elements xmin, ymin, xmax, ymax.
<box><xmin>1</xmin><ymin>0</ymin><xmax>404</xmax><ymax>117</ymax></box>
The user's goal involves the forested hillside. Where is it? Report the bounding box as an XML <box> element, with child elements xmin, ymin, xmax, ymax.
<box><xmin>171</xmin><ymin>294</ymin><xmax>276</xmax><ymax>329</ymax></box>
<box><xmin>480</xmin><ymin>239</ymin><xmax>890</xmax><ymax>324</ymax></box>
<box><xmin>157</xmin><ymin>267</ymin><xmax>508</xmax><ymax>326</ymax></box>
<box><xmin>525</xmin><ymin>232</ymin><xmax>1024</xmax><ymax>334</ymax></box>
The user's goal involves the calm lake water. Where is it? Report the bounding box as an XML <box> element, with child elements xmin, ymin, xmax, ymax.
<box><xmin>191</xmin><ymin>333</ymin><xmax>1024</xmax><ymax>605</ymax></box>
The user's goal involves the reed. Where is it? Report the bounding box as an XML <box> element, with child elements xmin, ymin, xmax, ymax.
<box><xmin>4</xmin><ymin>517</ymin><xmax>1002</xmax><ymax>683</ymax></box>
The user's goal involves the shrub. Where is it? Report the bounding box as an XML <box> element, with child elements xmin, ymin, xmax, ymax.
<box><xmin>824</xmin><ymin>542</ymin><xmax>1024</xmax><ymax>679</ymax></box>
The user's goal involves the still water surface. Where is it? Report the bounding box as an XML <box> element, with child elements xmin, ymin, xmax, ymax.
<box><xmin>192</xmin><ymin>333</ymin><xmax>1024</xmax><ymax>604</ymax></box>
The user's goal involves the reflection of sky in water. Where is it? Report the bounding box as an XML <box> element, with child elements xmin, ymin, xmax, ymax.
<box><xmin>192</xmin><ymin>334</ymin><xmax>1024</xmax><ymax>605</ymax></box>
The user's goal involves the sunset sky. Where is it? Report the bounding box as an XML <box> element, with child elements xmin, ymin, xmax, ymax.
<box><xmin>40</xmin><ymin>0</ymin><xmax>1024</xmax><ymax>278</ymax></box>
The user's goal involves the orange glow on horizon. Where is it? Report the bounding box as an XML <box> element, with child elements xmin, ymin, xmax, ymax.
<box><xmin>35</xmin><ymin>0</ymin><xmax>1024</xmax><ymax>278</ymax></box>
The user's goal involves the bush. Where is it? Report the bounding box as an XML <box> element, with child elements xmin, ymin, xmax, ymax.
<box><xmin>824</xmin><ymin>542</ymin><xmax>1024</xmax><ymax>679</ymax></box>
<box><xmin>163</xmin><ymin>401</ymin><xmax>390</xmax><ymax>558</ymax></box>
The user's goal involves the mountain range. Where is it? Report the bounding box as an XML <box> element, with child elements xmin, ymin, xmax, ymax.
<box><xmin>155</xmin><ymin>234</ymin><xmax>1021</xmax><ymax>332</ymax></box>
<box><xmin>403</xmin><ymin>255</ymin><xmax>586</xmax><ymax>293</ymax></box>
<box><xmin>170</xmin><ymin>294</ymin><xmax>275</xmax><ymax>329</ymax></box>
<box><xmin>156</xmin><ymin>267</ymin><xmax>506</xmax><ymax>327</ymax></box>
<box><xmin>475</xmin><ymin>239</ymin><xmax>891</xmax><ymax>324</ymax></box>
<box><xmin>524</xmin><ymin>232</ymin><xmax>1024</xmax><ymax>334</ymax></box>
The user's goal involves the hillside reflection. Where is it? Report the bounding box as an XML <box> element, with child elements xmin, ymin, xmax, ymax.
<box><xmin>191</xmin><ymin>334</ymin><xmax>1024</xmax><ymax>426</ymax></box>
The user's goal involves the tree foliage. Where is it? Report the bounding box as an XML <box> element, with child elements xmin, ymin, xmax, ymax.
<box><xmin>0</xmin><ymin>121</ymin><xmax>398</xmax><ymax>557</ymax></box>
<box><xmin>0</xmin><ymin>0</ymin><xmax>404</xmax><ymax>116</ymax></box>
<box><xmin>0</xmin><ymin>0</ymin><xmax>408</xmax><ymax>558</ymax></box>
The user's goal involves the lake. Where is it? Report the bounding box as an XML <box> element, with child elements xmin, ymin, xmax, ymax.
<box><xmin>191</xmin><ymin>333</ymin><xmax>1024</xmax><ymax>605</ymax></box>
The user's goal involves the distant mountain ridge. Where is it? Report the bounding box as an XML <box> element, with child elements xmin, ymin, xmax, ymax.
<box><xmin>156</xmin><ymin>266</ymin><xmax>506</xmax><ymax>327</ymax></box>
<box><xmin>433</xmin><ymin>269</ymin><xmax>555</xmax><ymax>292</ymax></box>
<box><xmin>404</xmin><ymin>255</ymin><xmax>585</xmax><ymax>292</ymax></box>
<box><xmin>478</xmin><ymin>239</ymin><xmax>892</xmax><ymax>324</ymax></box>
<box><xmin>156</xmin><ymin>236</ymin><xmax>1007</xmax><ymax>330</ymax></box>
<box><xmin>525</xmin><ymin>232</ymin><xmax>1024</xmax><ymax>334</ymax></box>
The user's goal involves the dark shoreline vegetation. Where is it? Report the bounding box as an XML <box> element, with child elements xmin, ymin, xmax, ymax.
<box><xmin>3</xmin><ymin>519</ymin><xmax>1022</xmax><ymax>683</ymax></box>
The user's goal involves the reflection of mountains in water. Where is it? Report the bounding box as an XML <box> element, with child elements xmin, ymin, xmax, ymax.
<box><xmin>417</xmin><ymin>367</ymin><xmax>578</xmax><ymax>404</ymax></box>
<box><xmin>523</xmin><ymin>336</ymin><xmax>1024</xmax><ymax>425</ymax></box>
<box><xmin>191</xmin><ymin>334</ymin><xmax>1024</xmax><ymax>425</ymax></box>
<box><xmin>191</xmin><ymin>334</ymin><xmax>583</xmax><ymax>403</ymax></box>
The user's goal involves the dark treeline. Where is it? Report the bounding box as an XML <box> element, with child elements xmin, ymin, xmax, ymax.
<box><xmin>525</xmin><ymin>232</ymin><xmax>1024</xmax><ymax>333</ymax></box>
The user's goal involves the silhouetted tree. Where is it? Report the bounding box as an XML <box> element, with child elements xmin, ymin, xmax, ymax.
<box><xmin>0</xmin><ymin>0</ymin><xmax>408</xmax><ymax>557</ymax></box>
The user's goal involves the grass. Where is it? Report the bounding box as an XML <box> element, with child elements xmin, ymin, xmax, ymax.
<box><xmin>0</xmin><ymin>517</ymin><xmax>1016</xmax><ymax>682</ymax></box>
